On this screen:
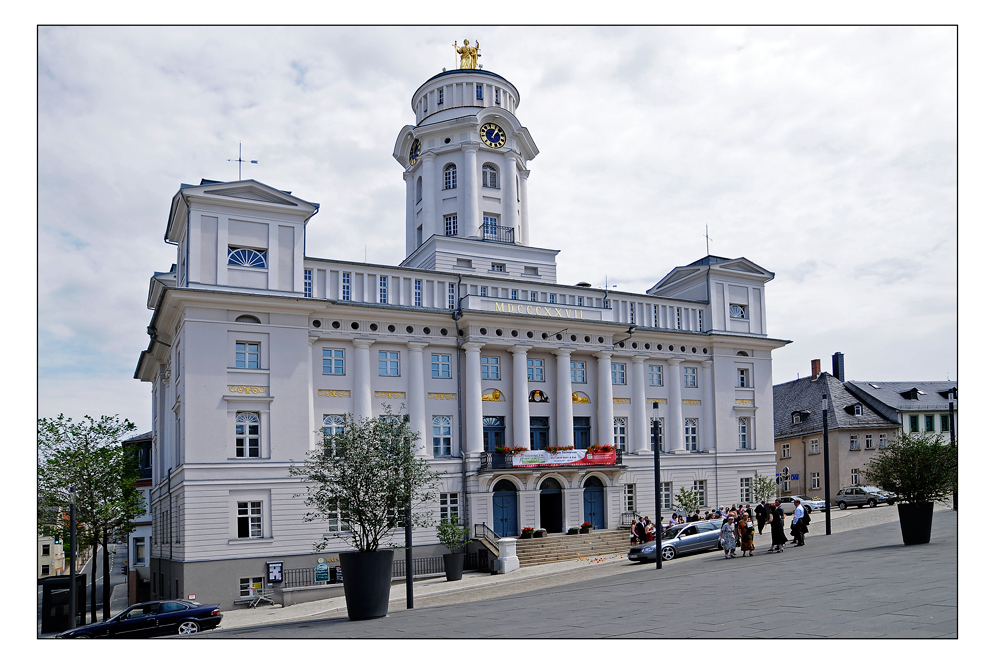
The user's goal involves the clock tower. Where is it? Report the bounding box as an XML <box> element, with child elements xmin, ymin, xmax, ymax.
<box><xmin>393</xmin><ymin>58</ymin><xmax>559</xmax><ymax>283</ymax></box>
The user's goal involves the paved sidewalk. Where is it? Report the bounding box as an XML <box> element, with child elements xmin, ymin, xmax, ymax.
<box><xmin>213</xmin><ymin>503</ymin><xmax>952</xmax><ymax>637</ymax></box>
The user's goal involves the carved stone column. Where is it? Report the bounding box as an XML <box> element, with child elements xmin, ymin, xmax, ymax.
<box><xmin>352</xmin><ymin>339</ymin><xmax>374</xmax><ymax>420</ymax></box>
<box><xmin>594</xmin><ymin>351</ymin><xmax>614</xmax><ymax>448</ymax></box>
<box><xmin>511</xmin><ymin>346</ymin><xmax>531</xmax><ymax>448</ymax></box>
<box><xmin>464</xmin><ymin>342</ymin><xmax>484</xmax><ymax>454</ymax></box>
<box><xmin>407</xmin><ymin>342</ymin><xmax>429</xmax><ymax>458</ymax></box>
<box><xmin>632</xmin><ymin>356</ymin><xmax>649</xmax><ymax>454</ymax></box>
<box><xmin>667</xmin><ymin>358</ymin><xmax>684</xmax><ymax>453</ymax></box>
<box><xmin>555</xmin><ymin>348</ymin><xmax>574</xmax><ymax>448</ymax></box>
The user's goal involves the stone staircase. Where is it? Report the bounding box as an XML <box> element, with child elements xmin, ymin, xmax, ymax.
<box><xmin>514</xmin><ymin>529</ymin><xmax>632</xmax><ymax>567</ymax></box>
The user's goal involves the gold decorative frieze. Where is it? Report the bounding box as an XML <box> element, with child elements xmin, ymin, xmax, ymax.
<box><xmin>613</xmin><ymin>398</ymin><xmax>631</xmax><ymax>404</ymax></box>
<box><xmin>647</xmin><ymin>398</ymin><xmax>667</xmax><ymax>405</ymax></box>
<box><xmin>428</xmin><ymin>392</ymin><xmax>457</xmax><ymax>400</ymax></box>
<box><xmin>682</xmin><ymin>399</ymin><xmax>702</xmax><ymax>406</ymax></box>
<box><xmin>482</xmin><ymin>389</ymin><xmax>503</xmax><ymax>402</ymax></box>
<box><xmin>735</xmin><ymin>399</ymin><xmax>755</xmax><ymax>406</ymax></box>
<box><xmin>228</xmin><ymin>385</ymin><xmax>267</xmax><ymax>395</ymax></box>
<box><xmin>572</xmin><ymin>392</ymin><xmax>590</xmax><ymax>404</ymax></box>
<box><xmin>318</xmin><ymin>389</ymin><xmax>351</xmax><ymax>398</ymax></box>
<box><xmin>374</xmin><ymin>391</ymin><xmax>406</xmax><ymax>399</ymax></box>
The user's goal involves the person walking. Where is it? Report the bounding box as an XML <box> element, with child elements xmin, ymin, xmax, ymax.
<box><xmin>738</xmin><ymin>515</ymin><xmax>755</xmax><ymax>556</ymax></box>
<box><xmin>720</xmin><ymin>517</ymin><xmax>738</xmax><ymax>558</ymax></box>
<box><xmin>768</xmin><ymin>499</ymin><xmax>788</xmax><ymax>553</ymax></box>
<box><xmin>791</xmin><ymin>500</ymin><xmax>808</xmax><ymax>546</ymax></box>
<box><xmin>754</xmin><ymin>501</ymin><xmax>768</xmax><ymax>535</ymax></box>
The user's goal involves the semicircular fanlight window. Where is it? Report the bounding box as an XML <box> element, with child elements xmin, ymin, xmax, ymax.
<box><xmin>228</xmin><ymin>247</ymin><xmax>267</xmax><ymax>269</ymax></box>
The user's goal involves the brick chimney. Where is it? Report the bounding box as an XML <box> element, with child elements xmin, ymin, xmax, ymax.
<box><xmin>811</xmin><ymin>359</ymin><xmax>821</xmax><ymax>379</ymax></box>
<box><xmin>832</xmin><ymin>352</ymin><xmax>845</xmax><ymax>382</ymax></box>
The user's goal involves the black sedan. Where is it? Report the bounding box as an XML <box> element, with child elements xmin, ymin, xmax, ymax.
<box><xmin>56</xmin><ymin>599</ymin><xmax>222</xmax><ymax>638</ymax></box>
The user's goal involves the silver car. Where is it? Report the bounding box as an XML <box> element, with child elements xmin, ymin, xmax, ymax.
<box><xmin>781</xmin><ymin>494</ymin><xmax>826</xmax><ymax>512</ymax></box>
<box><xmin>627</xmin><ymin>519</ymin><xmax>724</xmax><ymax>562</ymax></box>
<box><xmin>836</xmin><ymin>485</ymin><xmax>895</xmax><ymax>509</ymax></box>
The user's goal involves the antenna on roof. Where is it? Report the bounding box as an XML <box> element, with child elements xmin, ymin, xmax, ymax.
<box><xmin>703</xmin><ymin>225</ymin><xmax>713</xmax><ymax>256</ymax></box>
<box><xmin>228</xmin><ymin>143</ymin><xmax>258</xmax><ymax>180</ymax></box>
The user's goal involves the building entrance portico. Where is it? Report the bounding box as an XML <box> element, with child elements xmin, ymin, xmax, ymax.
<box><xmin>539</xmin><ymin>478</ymin><xmax>563</xmax><ymax>533</ymax></box>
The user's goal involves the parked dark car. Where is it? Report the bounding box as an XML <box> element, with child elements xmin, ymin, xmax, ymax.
<box><xmin>56</xmin><ymin>600</ymin><xmax>222</xmax><ymax>638</ymax></box>
<box><xmin>628</xmin><ymin>519</ymin><xmax>724</xmax><ymax>562</ymax></box>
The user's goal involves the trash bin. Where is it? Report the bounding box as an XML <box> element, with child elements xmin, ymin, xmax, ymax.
<box><xmin>39</xmin><ymin>575</ymin><xmax>86</xmax><ymax>634</ymax></box>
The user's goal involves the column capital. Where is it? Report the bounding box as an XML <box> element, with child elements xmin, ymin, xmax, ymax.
<box><xmin>402</xmin><ymin>171</ymin><xmax>414</xmax><ymax>181</ymax></box>
<box><xmin>701</xmin><ymin>359</ymin><xmax>713</xmax><ymax>368</ymax></box>
<box><xmin>461</xmin><ymin>144</ymin><xmax>479</xmax><ymax>154</ymax></box>
<box><xmin>407</xmin><ymin>341</ymin><xmax>429</xmax><ymax>351</ymax></box>
<box><xmin>511</xmin><ymin>345</ymin><xmax>531</xmax><ymax>355</ymax></box>
<box><xmin>632</xmin><ymin>354</ymin><xmax>648</xmax><ymax>364</ymax></box>
<box><xmin>352</xmin><ymin>338</ymin><xmax>375</xmax><ymax>350</ymax></box>
<box><xmin>594</xmin><ymin>350</ymin><xmax>613</xmax><ymax>360</ymax></box>
<box><xmin>422</xmin><ymin>152</ymin><xmax>436</xmax><ymax>162</ymax></box>
<box><xmin>667</xmin><ymin>357</ymin><xmax>683</xmax><ymax>366</ymax></box>
<box><xmin>308</xmin><ymin>335</ymin><xmax>319</xmax><ymax>347</ymax></box>
<box><xmin>554</xmin><ymin>347</ymin><xmax>573</xmax><ymax>358</ymax></box>
<box><xmin>462</xmin><ymin>341</ymin><xmax>485</xmax><ymax>352</ymax></box>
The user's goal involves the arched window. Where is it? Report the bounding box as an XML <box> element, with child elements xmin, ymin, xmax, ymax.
<box><xmin>235</xmin><ymin>315</ymin><xmax>260</xmax><ymax>324</ymax></box>
<box><xmin>443</xmin><ymin>164</ymin><xmax>457</xmax><ymax>190</ymax></box>
<box><xmin>482</xmin><ymin>164</ymin><xmax>498</xmax><ymax>189</ymax></box>
<box><xmin>415</xmin><ymin>176</ymin><xmax>422</xmax><ymax>203</ymax></box>
<box><xmin>227</xmin><ymin>247</ymin><xmax>267</xmax><ymax>269</ymax></box>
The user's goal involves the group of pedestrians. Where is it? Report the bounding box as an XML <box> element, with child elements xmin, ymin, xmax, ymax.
<box><xmin>749</xmin><ymin>498</ymin><xmax>812</xmax><ymax>554</ymax></box>
<box><xmin>630</xmin><ymin>516</ymin><xmax>657</xmax><ymax>545</ymax></box>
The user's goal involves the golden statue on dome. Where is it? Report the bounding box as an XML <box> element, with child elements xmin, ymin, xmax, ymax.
<box><xmin>454</xmin><ymin>39</ymin><xmax>481</xmax><ymax>69</ymax></box>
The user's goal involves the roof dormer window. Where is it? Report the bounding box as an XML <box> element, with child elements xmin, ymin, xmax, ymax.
<box><xmin>854</xmin><ymin>404</ymin><xmax>863</xmax><ymax>415</ymax></box>
<box><xmin>228</xmin><ymin>247</ymin><xmax>267</xmax><ymax>269</ymax></box>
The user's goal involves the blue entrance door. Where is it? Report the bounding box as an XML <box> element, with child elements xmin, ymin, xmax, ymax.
<box><xmin>492</xmin><ymin>480</ymin><xmax>519</xmax><ymax>538</ymax></box>
<box><xmin>583</xmin><ymin>477</ymin><xmax>605</xmax><ymax>530</ymax></box>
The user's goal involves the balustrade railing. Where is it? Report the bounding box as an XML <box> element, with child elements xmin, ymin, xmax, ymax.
<box><xmin>478</xmin><ymin>223</ymin><xmax>515</xmax><ymax>243</ymax></box>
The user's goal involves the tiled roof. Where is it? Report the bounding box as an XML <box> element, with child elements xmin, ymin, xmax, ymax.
<box><xmin>845</xmin><ymin>381</ymin><xmax>957</xmax><ymax>413</ymax></box>
<box><xmin>773</xmin><ymin>373</ymin><xmax>896</xmax><ymax>440</ymax></box>
<box><xmin>124</xmin><ymin>430</ymin><xmax>153</xmax><ymax>442</ymax></box>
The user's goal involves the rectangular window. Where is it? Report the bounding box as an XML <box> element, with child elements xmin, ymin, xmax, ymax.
<box><xmin>433</xmin><ymin>416</ymin><xmax>453</xmax><ymax>457</ymax></box>
<box><xmin>865</xmin><ymin>434</ymin><xmax>874</xmax><ymax>450</ymax></box>
<box><xmin>379</xmin><ymin>351</ymin><xmax>400</xmax><ymax>377</ymax></box>
<box><xmin>653</xmin><ymin>305</ymin><xmax>659</xmax><ymax>328</ymax></box>
<box><xmin>810</xmin><ymin>472</ymin><xmax>821</xmax><ymax>490</ymax></box>
<box><xmin>235</xmin><ymin>412</ymin><xmax>260</xmax><ymax>458</ymax></box>
<box><xmin>570</xmin><ymin>360</ymin><xmax>586</xmax><ymax>383</ymax></box>
<box><xmin>850</xmin><ymin>435</ymin><xmax>859</xmax><ymax>450</ymax></box>
<box><xmin>379</xmin><ymin>275</ymin><xmax>388</xmax><ymax>304</ymax></box>
<box><xmin>342</xmin><ymin>272</ymin><xmax>351</xmax><ymax>301</ymax></box>
<box><xmin>809</xmin><ymin>439</ymin><xmax>820</xmax><ymax>455</ymax></box>
<box><xmin>41</xmin><ymin>564</ymin><xmax>50</xmax><ymax>576</ymax></box>
<box><xmin>629</xmin><ymin>302</ymin><xmax>635</xmax><ymax>323</ymax></box>
<box><xmin>482</xmin><ymin>215</ymin><xmax>498</xmax><ymax>239</ymax></box>
<box><xmin>781</xmin><ymin>443</ymin><xmax>790</xmax><ymax>458</ymax></box>
<box><xmin>737</xmin><ymin>368</ymin><xmax>750</xmax><ymax>388</ymax></box>
<box><xmin>738</xmin><ymin>417</ymin><xmax>750</xmax><ymax>449</ymax></box>
<box><xmin>476</xmin><ymin>84</ymin><xmax>483</xmax><ymax>100</ymax></box>
<box><xmin>573</xmin><ymin>417</ymin><xmax>591</xmax><ymax>449</ymax></box>
<box><xmin>614</xmin><ymin>417</ymin><xmax>627</xmax><ymax>453</ymax></box>
<box><xmin>414</xmin><ymin>279</ymin><xmax>422</xmax><ymax>307</ymax></box>
<box><xmin>322</xmin><ymin>415</ymin><xmax>345</xmax><ymax>454</ymax></box>
<box><xmin>491</xmin><ymin>263</ymin><xmax>506</xmax><ymax>272</ymax></box>
<box><xmin>684</xmin><ymin>367</ymin><xmax>698</xmax><ymax>388</ymax></box>
<box><xmin>909</xmin><ymin>414</ymin><xmax>919</xmax><ymax>432</ymax></box>
<box><xmin>304</xmin><ymin>268</ymin><xmax>313</xmax><ymax>298</ymax></box>
<box><xmin>611</xmin><ymin>362</ymin><xmax>626</xmax><ymax>385</ymax></box>
<box><xmin>479</xmin><ymin>286</ymin><xmax>487</xmax><ymax>297</ymax></box>
<box><xmin>879</xmin><ymin>433</ymin><xmax>888</xmax><ymax>448</ymax></box>
<box><xmin>448</xmin><ymin>283</ymin><xmax>455</xmax><ymax>309</ymax></box>
<box><xmin>854</xmin><ymin>404</ymin><xmax>863</xmax><ymax>415</ymax></box>
<box><xmin>529</xmin><ymin>291</ymin><xmax>537</xmax><ymax>302</ymax></box>
<box><xmin>511</xmin><ymin>289</ymin><xmax>518</xmax><ymax>300</ymax></box>
<box><xmin>134</xmin><ymin>536</ymin><xmax>146</xmax><ymax>565</ymax></box>
<box><xmin>650</xmin><ymin>416</ymin><xmax>665</xmax><ymax>452</ymax></box>
<box><xmin>236</xmin><ymin>501</ymin><xmax>263</xmax><ymax>539</ymax></box>
<box><xmin>624</xmin><ymin>484</ymin><xmax>636</xmax><ymax>512</ymax></box>
<box><xmin>445</xmin><ymin>214</ymin><xmax>458</xmax><ymax>236</ymax></box>
<box><xmin>239</xmin><ymin>577</ymin><xmax>264</xmax><ymax>598</ymax></box>
<box><xmin>430</xmin><ymin>354</ymin><xmax>451</xmax><ymax>379</ymax></box>
<box><xmin>648</xmin><ymin>365</ymin><xmax>663</xmax><ymax>386</ymax></box>
<box><xmin>549</xmin><ymin>292</ymin><xmax>557</xmax><ymax>304</ymax></box>
<box><xmin>438</xmin><ymin>88</ymin><xmax>444</xmax><ymax>105</ymax></box>
<box><xmin>322</xmin><ymin>348</ymin><xmax>345</xmax><ymax>375</ymax></box>
<box><xmin>740</xmin><ymin>477</ymin><xmax>753</xmax><ymax>504</ymax></box>
<box><xmin>661</xmin><ymin>482</ymin><xmax>673</xmax><ymax>511</ymax></box>
<box><xmin>495</xmin><ymin>87</ymin><xmax>501</xmax><ymax>103</ymax></box>
<box><xmin>328</xmin><ymin>502</ymin><xmax>350</xmax><ymax>532</ymax></box>
<box><xmin>444</xmin><ymin>166</ymin><xmax>458</xmax><ymax>190</ymax></box>
<box><xmin>684</xmin><ymin>418</ymin><xmax>698</xmax><ymax>451</ymax></box>
<box><xmin>692</xmin><ymin>480</ymin><xmax>706</xmax><ymax>507</ymax></box>
<box><xmin>851</xmin><ymin>468</ymin><xmax>860</xmax><ymax>485</ymax></box>
<box><xmin>529</xmin><ymin>417</ymin><xmax>549</xmax><ymax>450</ymax></box>
<box><xmin>527</xmin><ymin>358</ymin><xmax>545</xmax><ymax>382</ymax></box>
<box><xmin>924</xmin><ymin>414</ymin><xmax>935</xmax><ymax>432</ymax></box>
<box><xmin>235</xmin><ymin>342</ymin><xmax>260</xmax><ymax>369</ymax></box>
<box><xmin>940</xmin><ymin>414</ymin><xmax>950</xmax><ymax>432</ymax></box>
<box><xmin>481</xmin><ymin>356</ymin><xmax>500</xmax><ymax>380</ymax></box>
<box><xmin>676</xmin><ymin>308</ymin><xmax>682</xmax><ymax>329</ymax></box>
<box><xmin>42</xmin><ymin>544</ymin><xmax>50</xmax><ymax>556</ymax></box>
<box><xmin>440</xmin><ymin>493</ymin><xmax>459</xmax><ymax>521</ymax></box>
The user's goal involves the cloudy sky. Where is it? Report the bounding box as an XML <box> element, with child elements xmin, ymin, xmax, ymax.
<box><xmin>35</xmin><ymin>25</ymin><xmax>957</xmax><ymax>431</ymax></box>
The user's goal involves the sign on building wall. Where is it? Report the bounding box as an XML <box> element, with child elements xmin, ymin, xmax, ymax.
<box><xmin>512</xmin><ymin>448</ymin><xmax>616</xmax><ymax>468</ymax></box>
<box><xmin>267</xmin><ymin>561</ymin><xmax>283</xmax><ymax>583</ymax></box>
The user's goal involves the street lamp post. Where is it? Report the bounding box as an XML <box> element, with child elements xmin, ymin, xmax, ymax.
<box><xmin>403</xmin><ymin>416</ymin><xmax>414</xmax><ymax>609</ymax></box>
<box><xmin>652</xmin><ymin>402</ymin><xmax>663</xmax><ymax>569</ymax></box>
<box><xmin>822</xmin><ymin>395</ymin><xmax>832</xmax><ymax>536</ymax></box>
<box><xmin>68</xmin><ymin>486</ymin><xmax>78</xmax><ymax>629</ymax></box>
<box><xmin>949</xmin><ymin>390</ymin><xmax>957</xmax><ymax>511</ymax></box>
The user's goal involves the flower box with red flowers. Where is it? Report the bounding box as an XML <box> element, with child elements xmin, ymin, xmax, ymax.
<box><xmin>520</xmin><ymin>527</ymin><xmax>534</xmax><ymax>539</ymax></box>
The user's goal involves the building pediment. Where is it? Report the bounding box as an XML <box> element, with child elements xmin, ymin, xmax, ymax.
<box><xmin>202</xmin><ymin>184</ymin><xmax>299</xmax><ymax>206</ymax></box>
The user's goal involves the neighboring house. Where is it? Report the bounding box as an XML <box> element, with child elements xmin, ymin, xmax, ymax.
<box><xmin>846</xmin><ymin>380</ymin><xmax>957</xmax><ymax>443</ymax></box>
<box><xmin>38</xmin><ymin>535</ymin><xmax>65</xmax><ymax>578</ymax></box>
<box><xmin>773</xmin><ymin>356</ymin><xmax>900</xmax><ymax>500</ymax></box>
<box><xmin>123</xmin><ymin>431</ymin><xmax>153</xmax><ymax>604</ymax></box>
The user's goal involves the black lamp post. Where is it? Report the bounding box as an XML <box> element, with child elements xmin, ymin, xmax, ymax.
<box><xmin>403</xmin><ymin>415</ymin><xmax>414</xmax><ymax>609</ymax></box>
<box><xmin>68</xmin><ymin>486</ymin><xmax>78</xmax><ymax>628</ymax></box>
<box><xmin>949</xmin><ymin>389</ymin><xmax>957</xmax><ymax>511</ymax></box>
<box><xmin>822</xmin><ymin>394</ymin><xmax>832</xmax><ymax>536</ymax></box>
<box><xmin>652</xmin><ymin>402</ymin><xmax>663</xmax><ymax>569</ymax></box>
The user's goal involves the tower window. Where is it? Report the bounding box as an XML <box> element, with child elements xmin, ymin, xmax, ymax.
<box><xmin>414</xmin><ymin>279</ymin><xmax>422</xmax><ymax>307</ymax></box>
<box><xmin>438</xmin><ymin>88</ymin><xmax>444</xmax><ymax>105</ymax></box>
<box><xmin>303</xmin><ymin>269</ymin><xmax>312</xmax><ymax>298</ymax></box>
<box><xmin>227</xmin><ymin>247</ymin><xmax>267</xmax><ymax>269</ymax></box>
<box><xmin>379</xmin><ymin>275</ymin><xmax>388</xmax><ymax>304</ymax></box>
<box><xmin>445</xmin><ymin>214</ymin><xmax>458</xmax><ymax>236</ymax></box>
<box><xmin>342</xmin><ymin>272</ymin><xmax>351</xmax><ymax>301</ymax></box>
<box><xmin>476</xmin><ymin>84</ymin><xmax>483</xmax><ymax>100</ymax></box>
<box><xmin>444</xmin><ymin>164</ymin><xmax>457</xmax><ymax>190</ymax></box>
<box><xmin>482</xmin><ymin>164</ymin><xmax>498</xmax><ymax>188</ymax></box>
<box><xmin>495</xmin><ymin>88</ymin><xmax>501</xmax><ymax>104</ymax></box>
<box><xmin>415</xmin><ymin>177</ymin><xmax>422</xmax><ymax>203</ymax></box>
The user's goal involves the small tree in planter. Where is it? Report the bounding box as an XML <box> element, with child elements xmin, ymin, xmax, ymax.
<box><xmin>675</xmin><ymin>486</ymin><xmax>702</xmax><ymax>518</ymax></box>
<box><xmin>436</xmin><ymin>515</ymin><xmax>471</xmax><ymax>582</ymax></box>
<box><xmin>862</xmin><ymin>431</ymin><xmax>957</xmax><ymax>545</ymax></box>
<box><xmin>752</xmin><ymin>472</ymin><xmax>778</xmax><ymax>505</ymax></box>
<box><xmin>290</xmin><ymin>408</ymin><xmax>441</xmax><ymax>619</ymax></box>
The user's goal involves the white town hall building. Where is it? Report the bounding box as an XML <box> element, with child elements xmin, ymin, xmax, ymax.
<box><xmin>135</xmin><ymin>54</ymin><xmax>789</xmax><ymax>608</ymax></box>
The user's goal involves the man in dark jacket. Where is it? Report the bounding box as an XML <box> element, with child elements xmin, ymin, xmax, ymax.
<box><xmin>635</xmin><ymin>517</ymin><xmax>646</xmax><ymax>544</ymax></box>
<box><xmin>754</xmin><ymin>501</ymin><xmax>769</xmax><ymax>534</ymax></box>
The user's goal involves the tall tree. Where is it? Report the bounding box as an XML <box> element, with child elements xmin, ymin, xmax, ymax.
<box><xmin>38</xmin><ymin>414</ymin><xmax>144</xmax><ymax>622</ymax></box>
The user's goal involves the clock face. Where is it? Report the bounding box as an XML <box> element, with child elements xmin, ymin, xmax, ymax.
<box><xmin>408</xmin><ymin>139</ymin><xmax>421</xmax><ymax>165</ymax></box>
<box><xmin>479</xmin><ymin>123</ymin><xmax>507</xmax><ymax>149</ymax></box>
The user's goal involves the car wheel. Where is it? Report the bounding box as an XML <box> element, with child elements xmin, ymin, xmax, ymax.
<box><xmin>868</xmin><ymin>499</ymin><xmax>877</xmax><ymax>508</ymax></box>
<box><xmin>177</xmin><ymin>620</ymin><xmax>200</xmax><ymax>636</ymax></box>
<box><xmin>661</xmin><ymin>546</ymin><xmax>676</xmax><ymax>561</ymax></box>
<box><xmin>837</xmin><ymin>501</ymin><xmax>847</xmax><ymax>510</ymax></box>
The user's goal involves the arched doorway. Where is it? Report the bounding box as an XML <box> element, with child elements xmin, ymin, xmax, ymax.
<box><xmin>539</xmin><ymin>478</ymin><xmax>563</xmax><ymax>533</ymax></box>
<box><xmin>583</xmin><ymin>476</ymin><xmax>605</xmax><ymax>530</ymax></box>
<box><xmin>492</xmin><ymin>480</ymin><xmax>519</xmax><ymax>538</ymax></box>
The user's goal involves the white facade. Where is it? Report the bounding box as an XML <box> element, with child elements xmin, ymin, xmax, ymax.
<box><xmin>136</xmin><ymin>65</ymin><xmax>789</xmax><ymax>610</ymax></box>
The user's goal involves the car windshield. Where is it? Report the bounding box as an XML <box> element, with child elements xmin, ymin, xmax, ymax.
<box><xmin>662</xmin><ymin>527</ymin><xmax>683</xmax><ymax>540</ymax></box>
<box><xmin>863</xmin><ymin>486</ymin><xmax>883</xmax><ymax>492</ymax></box>
<box><xmin>797</xmin><ymin>495</ymin><xmax>814</xmax><ymax>501</ymax></box>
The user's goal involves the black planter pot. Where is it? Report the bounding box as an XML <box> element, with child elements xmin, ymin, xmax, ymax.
<box><xmin>897</xmin><ymin>502</ymin><xmax>934</xmax><ymax>545</ymax></box>
<box><xmin>338</xmin><ymin>549</ymin><xmax>394</xmax><ymax>620</ymax></box>
<box><xmin>442</xmin><ymin>553</ymin><xmax>463</xmax><ymax>582</ymax></box>
<box><xmin>580</xmin><ymin>527</ymin><xmax>591</xmax><ymax>534</ymax></box>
